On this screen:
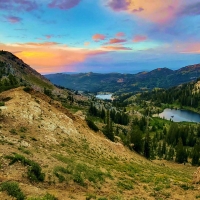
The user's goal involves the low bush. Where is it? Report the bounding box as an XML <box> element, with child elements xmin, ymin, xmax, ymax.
<box><xmin>86</xmin><ymin>118</ymin><xmax>99</xmax><ymax>132</ymax></box>
<box><xmin>5</xmin><ymin>153</ymin><xmax>45</xmax><ymax>182</ymax></box>
<box><xmin>0</xmin><ymin>181</ymin><xmax>25</xmax><ymax>200</ymax></box>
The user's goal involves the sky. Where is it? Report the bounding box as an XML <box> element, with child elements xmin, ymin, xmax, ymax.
<box><xmin>0</xmin><ymin>0</ymin><xmax>200</xmax><ymax>74</ymax></box>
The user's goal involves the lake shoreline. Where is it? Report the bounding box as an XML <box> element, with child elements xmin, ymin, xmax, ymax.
<box><xmin>154</xmin><ymin>108</ymin><xmax>200</xmax><ymax>123</ymax></box>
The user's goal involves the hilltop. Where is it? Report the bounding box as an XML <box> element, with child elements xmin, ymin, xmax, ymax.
<box><xmin>45</xmin><ymin>64</ymin><xmax>200</xmax><ymax>94</ymax></box>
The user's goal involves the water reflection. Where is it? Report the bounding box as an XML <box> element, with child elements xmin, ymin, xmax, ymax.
<box><xmin>158</xmin><ymin>109</ymin><xmax>200</xmax><ymax>122</ymax></box>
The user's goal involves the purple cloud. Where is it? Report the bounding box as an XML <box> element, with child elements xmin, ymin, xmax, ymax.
<box><xmin>48</xmin><ymin>0</ymin><xmax>81</xmax><ymax>10</ymax></box>
<box><xmin>0</xmin><ymin>0</ymin><xmax>38</xmax><ymax>11</ymax></box>
<box><xmin>132</xmin><ymin>7</ymin><xmax>144</xmax><ymax>13</ymax></box>
<box><xmin>179</xmin><ymin>2</ymin><xmax>200</xmax><ymax>16</ymax></box>
<box><xmin>6</xmin><ymin>16</ymin><xmax>22</xmax><ymax>24</ymax></box>
<box><xmin>108</xmin><ymin>0</ymin><xmax>130</xmax><ymax>11</ymax></box>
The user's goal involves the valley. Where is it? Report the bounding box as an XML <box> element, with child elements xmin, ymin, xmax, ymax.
<box><xmin>0</xmin><ymin>51</ymin><xmax>200</xmax><ymax>200</ymax></box>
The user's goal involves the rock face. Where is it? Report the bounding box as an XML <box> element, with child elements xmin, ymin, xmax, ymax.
<box><xmin>0</xmin><ymin>87</ymin><xmax>131</xmax><ymax>158</ymax></box>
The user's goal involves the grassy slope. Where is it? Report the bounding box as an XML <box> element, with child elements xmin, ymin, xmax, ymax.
<box><xmin>0</xmin><ymin>88</ymin><xmax>199</xmax><ymax>200</ymax></box>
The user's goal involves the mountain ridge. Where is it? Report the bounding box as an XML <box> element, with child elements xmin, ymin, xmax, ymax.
<box><xmin>45</xmin><ymin>64</ymin><xmax>200</xmax><ymax>94</ymax></box>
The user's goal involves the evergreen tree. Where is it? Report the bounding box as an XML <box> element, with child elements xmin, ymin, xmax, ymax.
<box><xmin>104</xmin><ymin>110</ymin><xmax>114</xmax><ymax>141</ymax></box>
<box><xmin>157</xmin><ymin>142</ymin><xmax>163</xmax><ymax>159</ymax></box>
<box><xmin>144</xmin><ymin>132</ymin><xmax>151</xmax><ymax>159</ymax></box>
<box><xmin>175</xmin><ymin>138</ymin><xmax>187</xmax><ymax>163</ymax></box>
<box><xmin>130</xmin><ymin>125</ymin><xmax>143</xmax><ymax>153</ymax></box>
<box><xmin>192</xmin><ymin>142</ymin><xmax>200</xmax><ymax>166</ymax></box>
<box><xmin>166</xmin><ymin>146</ymin><xmax>174</xmax><ymax>161</ymax></box>
<box><xmin>162</xmin><ymin>140</ymin><xmax>167</xmax><ymax>155</ymax></box>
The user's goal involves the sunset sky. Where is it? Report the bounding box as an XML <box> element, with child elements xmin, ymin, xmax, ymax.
<box><xmin>0</xmin><ymin>0</ymin><xmax>200</xmax><ymax>74</ymax></box>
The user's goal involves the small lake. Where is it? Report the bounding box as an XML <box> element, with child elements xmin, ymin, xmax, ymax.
<box><xmin>96</xmin><ymin>94</ymin><xmax>112</xmax><ymax>100</ymax></box>
<box><xmin>158</xmin><ymin>108</ymin><xmax>200</xmax><ymax>122</ymax></box>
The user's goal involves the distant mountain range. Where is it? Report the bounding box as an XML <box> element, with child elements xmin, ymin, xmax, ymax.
<box><xmin>45</xmin><ymin>64</ymin><xmax>200</xmax><ymax>94</ymax></box>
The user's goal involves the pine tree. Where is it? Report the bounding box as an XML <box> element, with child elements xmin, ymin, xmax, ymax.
<box><xmin>175</xmin><ymin>138</ymin><xmax>187</xmax><ymax>163</ymax></box>
<box><xmin>192</xmin><ymin>143</ymin><xmax>200</xmax><ymax>166</ymax></box>
<box><xmin>157</xmin><ymin>142</ymin><xmax>163</xmax><ymax>159</ymax></box>
<box><xmin>167</xmin><ymin>146</ymin><xmax>174</xmax><ymax>161</ymax></box>
<box><xmin>105</xmin><ymin>110</ymin><xmax>114</xmax><ymax>141</ymax></box>
<box><xmin>144</xmin><ymin>132</ymin><xmax>151</xmax><ymax>159</ymax></box>
<box><xmin>130</xmin><ymin>125</ymin><xmax>143</xmax><ymax>153</ymax></box>
<box><xmin>162</xmin><ymin>140</ymin><xmax>166</xmax><ymax>155</ymax></box>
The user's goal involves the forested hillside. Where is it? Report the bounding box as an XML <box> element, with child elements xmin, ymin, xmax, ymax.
<box><xmin>45</xmin><ymin>64</ymin><xmax>200</xmax><ymax>94</ymax></box>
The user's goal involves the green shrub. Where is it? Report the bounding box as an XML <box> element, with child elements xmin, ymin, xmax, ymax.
<box><xmin>54</xmin><ymin>172</ymin><xmax>65</xmax><ymax>183</ymax></box>
<box><xmin>9</xmin><ymin>128</ymin><xmax>17</xmax><ymax>134</ymax></box>
<box><xmin>28</xmin><ymin>193</ymin><xmax>58</xmax><ymax>200</ymax></box>
<box><xmin>86</xmin><ymin>118</ymin><xmax>99</xmax><ymax>132</ymax></box>
<box><xmin>5</xmin><ymin>153</ymin><xmax>45</xmax><ymax>182</ymax></box>
<box><xmin>73</xmin><ymin>173</ymin><xmax>85</xmax><ymax>186</ymax></box>
<box><xmin>20</xmin><ymin>127</ymin><xmax>27</xmax><ymax>132</ymax></box>
<box><xmin>0</xmin><ymin>101</ymin><xmax>5</xmax><ymax>106</ymax></box>
<box><xmin>23</xmin><ymin>86</ymin><xmax>32</xmax><ymax>92</ymax></box>
<box><xmin>18</xmin><ymin>147</ymin><xmax>31</xmax><ymax>155</ymax></box>
<box><xmin>0</xmin><ymin>181</ymin><xmax>25</xmax><ymax>200</ymax></box>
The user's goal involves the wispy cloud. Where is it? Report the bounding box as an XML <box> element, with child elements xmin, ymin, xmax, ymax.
<box><xmin>107</xmin><ymin>0</ymin><xmax>180</xmax><ymax>24</ymax></box>
<box><xmin>5</xmin><ymin>16</ymin><xmax>22</xmax><ymax>24</ymax></box>
<box><xmin>102</xmin><ymin>45</ymin><xmax>132</xmax><ymax>51</ymax></box>
<box><xmin>48</xmin><ymin>0</ymin><xmax>82</xmax><ymax>10</ymax></box>
<box><xmin>92</xmin><ymin>34</ymin><xmax>106</xmax><ymax>41</ymax></box>
<box><xmin>116</xmin><ymin>32</ymin><xmax>125</xmax><ymax>37</ymax></box>
<box><xmin>16</xmin><ymin>42</ymin><xmax>61</xmax><ymax>47</ymax></box>
<box><xmin>0</xmin><ymin>0</ymin><xmax>38</xmax><ymax>11</ymax></box>
<box><xmin>133</xmin><ymin>35</ymin><xmax>147</xmax><ymax>43</ymax></box>
<box><xmin>0</xmin><ymin>42</ymin><xmax>108</xmax><ymax>73</ymax></box>
<box><xmin>108</xmin><ymin>0</ymin><xmax>130</xmax><ymax>11</ymax></box>
<box><xmin>84</xmin><ymin>42</ymin><xmax>90</xmax><ymax>46</ymax></box>
<box><xmin>107</xmin><ymin>38</ymin><xmax>127</xmax><ymax>44</ymax></box>
<box><xmin>45</xmin><ymin>35</ymin><xmax>53</xmax><ymax>39</ymax></box>
<box><xmin>179</xmin><ymin>2</ymin><xmax>200</xmax><ymax>16</ymax></box>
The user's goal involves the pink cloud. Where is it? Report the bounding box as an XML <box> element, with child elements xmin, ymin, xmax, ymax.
<box><xmin>133</xmin><ymin>35</ymin><xmax>147</xmax><ymax>43</ymax></box>
<box><xmin>116</xmin><ymin>32</ymin><xmax>125</xmax><ymax>37</ymax></box>
<box><xmin>107</xmin><ymin>0</ymin><xmax>181</xmax><ymax>24</ymax></box>
<box><xmin>0</xmin><ymin>42</ymin><xmax>109</xmax><ymax>74</ymax></box>
<box><xmin>48</xmin><ymin>0</ymin><xmax>81</xmax><ymax>10</ymax></box>
<box><xmin>92</xmin><ymin>34</ymin><xmax>106</xmax><ymax>42</ymax></box>
<box><xmin>102</xmin><ymin>45</ymin><xmax>132</xmax><ymax>51</ymax></box>
<box><xmin>16</xmin><ymin>42</ymin><xmax>60</xmax><ymax>47</ymax></box>
<box><xmin>107</xmin><ymin>38</ymin><xmax>127</xmax><ymax>44</ymax></box>
<box><xmin>5</xmin><ymin>16</ymin><xmax>22</xmax><ymax>24</ymax></box>
<box><xmin>0</xmin><ymin>0</ymin><xmax>38</xmax><ymax>11</ymax></box>
<box><xmin>45</xmin><ymin>35</ymin><xmax>53</xmax><ymax>39</ymax></box>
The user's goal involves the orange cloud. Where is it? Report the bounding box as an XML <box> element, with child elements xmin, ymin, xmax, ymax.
<box><xmin>84</xmin><ymin>42</ymin><xmax>90</xmax><ymax>46</ymax></box>
<box><xmin>108</xmin><ymin>0</ymin><xmax>181</xmax><ymax>24</ymax></box>
<box><xmin>107</xmin><ymin>38</ymin><xmax>127</xmax><ymax>44</ymax></box>
<box><xmin>92</xmin><ymin>34</ymin><xmax>106</xmax><ymax>41</ymax></box>
<box><xmin>16</xmin><ymin>42</ymin><xmax>60</xmax><ymax>47</ymax></box>
<box><xmin>116</xmin><ymin>32</ymin><xmax>125</xmax><ymax>37</ymax></box>
<box><xmin>133</xmin><ymin>35</ymin><xmax>147</xmax><ymax>43</ymax></box>
<box><xmin>175</xmin><ymin>42</ymin><xmax>200</xmax><ymax>54</ymax></box>
<box><xmin>0</xmin><ymin>42</ymin><xmax>108</xmax><ymax>74</ymax></box>
<box><xmin>102</xmin><ymin>46</ymin><xmax>132</xmax><ymax>51</ymax></box>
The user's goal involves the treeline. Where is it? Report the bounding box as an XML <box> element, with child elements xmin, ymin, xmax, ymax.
<box><xmin>139</xmin><ymin>79</ymin><xmax>200</xmax><ymax>108</ymax></box>
<box><xmin>88</xmin><ymin>103</ymin><xmax>129</xmax><ymax>126</ymax></box>
<box><xmin>113</xmin><ymin>113</ymin><xmax>200</xmax><ymax>165</ymax></box>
